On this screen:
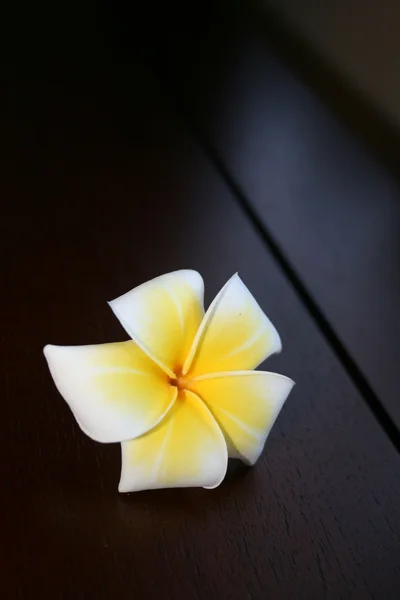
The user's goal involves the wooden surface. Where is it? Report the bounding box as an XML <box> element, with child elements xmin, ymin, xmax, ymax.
<box><xmin>2</xmin><ymin>2</ymin><xmax>400</xmax><ymax>598</ymax></box>
<box><xmin>150</xmin><ymin>2</ymin><xmax>400</xmax><ymax>433</ymax></box>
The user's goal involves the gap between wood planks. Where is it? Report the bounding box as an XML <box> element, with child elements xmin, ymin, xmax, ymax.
<box><xmin>147</xmin><ymin>74</ymin><xmax>400</xmax><ymax>454</ymax></box>
<box><xmin>187</xmin><ymin>114</ymin><xmax>400</xmax><ymax>454</ymax></box>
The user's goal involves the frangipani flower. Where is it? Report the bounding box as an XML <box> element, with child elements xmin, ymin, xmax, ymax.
<box><xmin>44</xmin><ymin>271</ymin><xmax>294</xmax><ymax>492</ymax></box>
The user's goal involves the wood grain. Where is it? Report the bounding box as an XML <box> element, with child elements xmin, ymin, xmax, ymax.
<box><xmin>1</xmin><ymin>5</ymin><xmax>400</xmax><ymax>599</ymax></box>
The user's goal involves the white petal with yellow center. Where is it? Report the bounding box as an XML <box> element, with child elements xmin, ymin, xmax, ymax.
<box><xmin>189</xmin><ymin>371</ymin><xmax>294</xmax><ymax>465</ymax></box>
<box><xmin>119</xmin><ymin>389</ymin><xmax>228</xmax><ymax>492</ymax></box>
<box><xmin>183</xmin><ymin>274</ymin><xmax>281</xmax><ymax>376</ymax></box>
<box><xmin>44</xmin><ymin>341</ymin><xmax>176</xmax><ymax>443</ymax></box>
<box><xmin>109</xmin><ymin>270</ymin><xmax>204</xmax><ymax>377</ymax></box>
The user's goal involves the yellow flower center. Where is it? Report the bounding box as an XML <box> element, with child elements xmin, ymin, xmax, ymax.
<box><xmin>168</xmin><ymin>369</ymin><xmax>190</xmax><ymax>392</ymax></box>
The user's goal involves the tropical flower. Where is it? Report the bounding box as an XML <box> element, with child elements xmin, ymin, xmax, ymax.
<box><xmin>44</xmin><ymin>271</ymin><xmax>294</xmax><ymax>492</ymax></box>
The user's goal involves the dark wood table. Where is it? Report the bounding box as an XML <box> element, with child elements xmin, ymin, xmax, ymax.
<box><xmin>2</xmin><ymin>2</ymin><xmax>400</xmax><ymax>598</ymax></box>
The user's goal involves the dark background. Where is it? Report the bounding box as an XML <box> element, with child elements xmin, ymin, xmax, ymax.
<box><xmin>2</xmin><ymin>1</ymin><xmax>400</xmax><ymax>598</ymax></box>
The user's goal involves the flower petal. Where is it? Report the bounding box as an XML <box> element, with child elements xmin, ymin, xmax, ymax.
<box><xmin>189</xmin><ymin>371</ymin><xmax>294</xmax><ymax>465</ymax></box>
<box><xmin>183</xmin><ymin>274</ymin><xmax>281</xmax><ymax>376</ymax></box>
<box><xmin>44</xmin><ymin>341</ymin><xmax>176</xmax><ymax>443</ymax></box>
<box><xmin>109</xmin><ymin>270</ymin><xmax>204</xmax><ymax>377</ymax></box>
<box><xmin>118</xmin><ymin>389</ymin><xmax>228</xmax><ymax>492</ymax></box>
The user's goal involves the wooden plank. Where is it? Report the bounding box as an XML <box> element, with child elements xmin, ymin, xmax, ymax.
<box><xmin>2</xmin><ymin>24</ymin><xmax>400</xmax><ymax>600</ymax></box>
<box><xmin>150</xmin><ymin>2</ymin><xmax>400</xmax><ymax>432</ymax></box>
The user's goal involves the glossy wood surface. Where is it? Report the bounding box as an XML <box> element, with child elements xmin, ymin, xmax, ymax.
<box><xmin>2</xmin><ymin>3</ymin><xmax>400</xmax><ymax>598</ymax></box>
<box><xmin>152</xmin><ymin>2</ymin><xmax>400</xmax><ymax>432</ymax></box>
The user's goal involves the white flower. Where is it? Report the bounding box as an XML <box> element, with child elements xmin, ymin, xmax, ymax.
<box><xmin>44</xmin><ymin>271</ymin><xmax>294</xmax><ymax>492</ymax></box>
